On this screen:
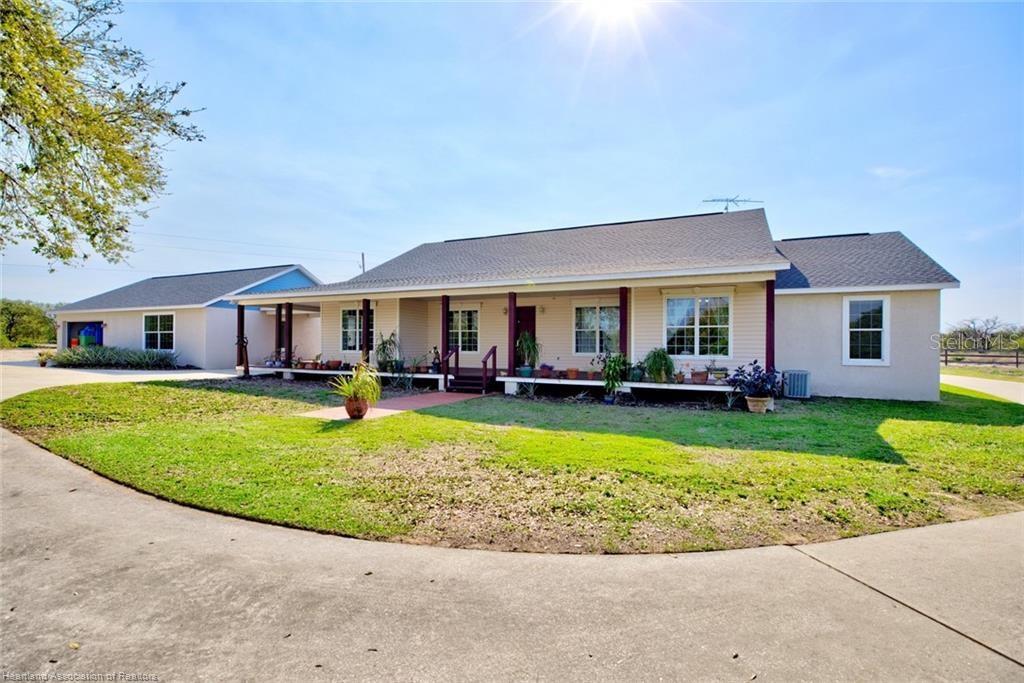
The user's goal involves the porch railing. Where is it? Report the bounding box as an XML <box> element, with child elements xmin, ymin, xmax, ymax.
<box><xmin>442</xmin><ymin>347</ymin><xmax>460</xmax><ymax>381</ymax></box>
<box><xmin>480</xmin><ymin>345</ymin><xmax>498</xmax><ymax>393</ymax></box>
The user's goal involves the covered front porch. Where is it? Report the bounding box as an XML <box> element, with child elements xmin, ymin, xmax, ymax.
<box><xmin>232</xmin><ymin>272</ymin><xmax>778</xmax><ymax>394</ymax></box>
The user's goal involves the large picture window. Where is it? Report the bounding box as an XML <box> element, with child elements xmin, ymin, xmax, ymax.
<box><xmin>341</xmin><ymin>308</ymin><xmax>374</xmax><ymax>351</ymax></box>
<box><xmin>664</xmin><ymin>295</ymin><xmax>730</xmax><ymax>357</ymax></box>
<box><xmin>574</xmin><ymin>305</ymin><xmax>619</xmax><ymax>354</ymax></box>
<box><xmin>447</xmin><ymin>309</ymin><xmax>479</xmax><ymax>352</ymax></box>
<box><xmin>143</xmin><ymin>314</ymin><xmax>174</xmax><ymax>351</ymax></box>
<box><xmin>843</xmin><ymin>296</ymin><xmax>889</xmax><ymax>365</ymax></box>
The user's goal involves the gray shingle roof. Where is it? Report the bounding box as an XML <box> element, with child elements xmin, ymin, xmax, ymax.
<box><xmin>774</xmin><ymin>232</ymin><xmax>958</xmax><ymax>290</ymax></box>
<box><xmin>267</xmin><ymin>210</ymin><xmax>789</xmax><ymax>296</ymax></box>
<box><xmin>56</xmin><ymin>265</ymin><xmax>301</xmax><ymax>312</ymax></box>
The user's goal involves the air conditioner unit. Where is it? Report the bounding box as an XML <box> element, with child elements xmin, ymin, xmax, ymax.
<box><xmin>782</xmin><ymin>370</ymin><xmax>811</xmax><ymax>399</ymax></box>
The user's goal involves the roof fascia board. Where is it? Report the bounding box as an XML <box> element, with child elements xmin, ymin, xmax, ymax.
<box><xmin>232</xmin><ymin>262</ymin><xmax>789</xmax><ymax>304</ymax></box>
<box><xmin>53</xmin><ymin>304</ymin><xmax>206</xmax><ymax>315</ymax></box>
<box><xmin>776</xmin><ymin>283</ymin><xmax>960</xmax><ymax>295</ymax></box>
<box><xmin>203</xmin><ymin>265</ymin><xmax>321</xmax><ymax>307</ymax></box>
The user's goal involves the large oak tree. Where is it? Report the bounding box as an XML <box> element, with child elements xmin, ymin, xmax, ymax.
<box><xmin>1</xmin><ymin>0</ymin><xmax>201</xmax><ymax>265</ymax></box>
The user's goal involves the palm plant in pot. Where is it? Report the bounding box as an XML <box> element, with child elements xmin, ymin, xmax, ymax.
<box><xmin>600</xmin><ymin>352</ymin><xmax>629</xmax><ymax>404</ymax></box>
<box><xmin>329</xmin><ymin>363</ymin><xmax>382</xmax><ymax>419</ymax></box>
<box><xmin>516</xmin><ymin>331</ymin><xmax>539</xmax><ymax>377</ymax></box>
<box><xmin>726</xmin><ymin>360</ymin><xmax>780</xmax><ymax>414</ymax></box>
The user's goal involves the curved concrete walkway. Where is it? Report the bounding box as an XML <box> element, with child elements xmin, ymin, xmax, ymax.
<box><xmin>2</xmin><ymin>430</ymin><xmax>1021</xmax><ymax>680</ymax></box>
<box><xmin>0</xmin><ymin>349</ymin><xmax>234</xmax><ymax>401</ymax></box>
<box><xmin>941</xmin><ymin>374</ymin><xmax>1024</xmax><ymax>404</ymax></box>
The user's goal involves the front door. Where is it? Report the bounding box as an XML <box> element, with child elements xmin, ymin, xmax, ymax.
<box><xmin>515</xmin><ymin>306</ymin><xmax>536</xmax><ymax>366</ymax></box>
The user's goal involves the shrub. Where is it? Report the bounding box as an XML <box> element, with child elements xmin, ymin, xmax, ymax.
<box><xmin>643</xmin><ymin>347</ymin><xmax>675</xmax><ymax>383</ymax></box>
<box><xmin>50</xmin><ymin>346</ymin><xmax>179</xmax><ymax>369</ymax></box>
<box><xmin>599</xmin><ymin>352</ymin><xmax>629</xmax><ymax>394</ymax></box>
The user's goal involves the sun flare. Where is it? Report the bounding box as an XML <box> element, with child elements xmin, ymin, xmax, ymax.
<box><xmin>573</xmin><ymin>0</ymin><xmax>651</xmax><ymax>27</ymax></box>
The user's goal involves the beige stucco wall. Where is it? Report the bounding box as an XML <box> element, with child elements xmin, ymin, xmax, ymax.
<box><xmin>56</xmin><ymin>309</ymin><xmax>208</xmax><ymax>368</ymax></box>
<box><xmin>775</xmin><ymin>290</ymin><xmax>941</xmax><ymax>401</ymax></box>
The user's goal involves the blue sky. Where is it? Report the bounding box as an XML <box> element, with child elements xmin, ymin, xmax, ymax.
<box><xmin>4</xmin><ymin>1</ymin><xmax>1021</xmax><ymax>326</ymax></box>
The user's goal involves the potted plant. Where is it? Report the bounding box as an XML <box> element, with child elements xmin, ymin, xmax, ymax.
<box><xmin>329</xmin><ymin>363</ymin><xmax>382</xmax><ymax>419</ymax></box>
<box><xmin>539</xmin><ymin>363</ymin><xmax>554</xmax><ymax>379</ymax></box>
<box><xmin>327</xmin><ymin>359</ymin><xmax>342</xmax><ymax>370</ymax></box>
<box><xmin>37</xmin><ymin>351</ymin><xmax>54</xmax><ymax>367</ymax></box>
<box><xmin>600</xmin><ymin>352</ymin><xmax>629</xmax><ymax>404</ymax></box>
<box><xmin>566</xmin><ymin>367</ymin><xmax>579</xmax><ymax>380</ymax></box>
<box><xmin>691</xmin><ymin>366</ymin><xmax>709</xmax><ymax>384</ymax></box>
<box><xmin>726</xmin><ymin>360</ymin><xmax>780</xmax><ymax>414</ymax></box>
<box><xmin>430</xmin><ymin>346</ymin><xmax>441</xmax><ymax>374</ymax></box>
<box><xmin>516</xmin><ymin>331</ymin><xmax>539</xmax><ymax>378</ymax></box>
<box><xmin>375</xmin><ymin>332</ymin><xmax>399</xmax><ymax>373</ymax></box>
<box><xmin>706</xmin><ymin>359</ymin><xmax>729</xmax><ymax>383</ymax></box>
<box><xmin>628</xmin><ymin>362</ymin><xmax>645</xmax><ymax>382</ymax></box>
<box><xmin>643</xmin><ymin>347</ymin><xmax>674</xmax><ymax>383</ymax></box>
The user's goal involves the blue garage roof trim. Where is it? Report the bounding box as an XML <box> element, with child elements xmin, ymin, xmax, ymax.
<box><xmin>55</xmin><ymin>265</ymin><xmax>320</xmax><ymax>313</ymax></box>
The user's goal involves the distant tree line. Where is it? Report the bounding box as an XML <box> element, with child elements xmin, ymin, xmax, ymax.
<box><xmin>941</xmin><ymin>317</ymin><xmax>1023</xmax><ymax>352</ymax></box>
<box><xmin>1</xmin><ymin>299</ymin><xmax>58</xmax><ymax>347</ymax></box>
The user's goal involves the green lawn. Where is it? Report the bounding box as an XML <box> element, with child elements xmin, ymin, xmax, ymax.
<box><xmin>2</xmin><ymin>378</ymin><xmax>1022</xmax><ymax>553</ymax></box>
<box><xmin>941</xmin><ymin>365</ymin><xmax>1024</xmax><ymax>383</ymax></box>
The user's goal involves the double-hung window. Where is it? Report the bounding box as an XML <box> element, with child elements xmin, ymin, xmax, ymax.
<box><xmin>143</xmin><ymin>314</ymin><xmax>174</xmax><ymax>351</ymax></box>
<box><xmin>664</xmin><ymin>295</ymin><xmax>731</xmax><ymax>357</ymax></box>
<box><xmin>574</xmin><ymin>305</ymin><xmax>619</xmax><ymax>354</ymax></box>
<box><xmin>341</xmin><ymin>308</ymin><xmax>374</xmax><ymax>351</ymax></box>
<box><xmin>447</xmin><ymin>309</ymin><xmax>479</xmax><ymax>352</ymax></box>
<box><xmin>843</xmin><ymin>296</ymin><xmax>889</xmax><ymax>365</ymax></box>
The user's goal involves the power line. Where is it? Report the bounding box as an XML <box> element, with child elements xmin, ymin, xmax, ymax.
<box><xmin>132</xmin><ymin>241</ymin><xmax>373</xmax><ymax>266</ymax></box>
<box><xmin>132</xmin><ymin>230</ymin><xmax>391</xmax><ymax>257</ymax></box>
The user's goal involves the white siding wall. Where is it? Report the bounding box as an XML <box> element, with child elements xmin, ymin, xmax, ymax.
<box><xmin>775</xmin><ymin>290</ymin><xmax>941</xmax><ymax>401</ymax></box>
<box><xmin>319</xmin><ymin>299</ymin><xmax>397</xmax><ymax>364</ymax></box>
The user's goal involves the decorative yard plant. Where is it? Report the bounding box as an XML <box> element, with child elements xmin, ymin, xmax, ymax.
<box><xmin>599</xmin><ymin>352</ymin><xmax>629</xmax><ymax>396</ymax></box>
<box><xmin>643</xmin><ymin>347</ymin><xmax>675</xmax><ymax>383</ymax></box>
<box><xmin>329</xmin><ymin>363</ymin><xmax>382</xmax><ymax>419</ymax></box>
<box><xmin>516</xmin><ymin>331</ymin><xmax>540</xmax><ymax>374</ymax></box>
<box><xmin>727</xmin><ymin>360</ymin><xmax>780</xmax><ymax>413</ymax></box>
<box><xmin>374</xmin><ymin>332</ymin><xmax>400</xmax><ymax>372</ymax></box>
<box><xmin>51</xmin><ymin>346</ymin><xmax>178</xmax><ymax>370</ymax></box>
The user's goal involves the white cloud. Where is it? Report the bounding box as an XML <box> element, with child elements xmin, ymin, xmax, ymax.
<box><xmin>867</xmin><ymin>165</ymin><xmax>922</xmax><ymax>181</ymax></box>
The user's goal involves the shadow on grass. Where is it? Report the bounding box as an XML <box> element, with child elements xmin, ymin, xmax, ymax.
<box><xmin>412</xmin><ymin>388</ymin><xmax>1023</xmax><ymax>465</ymax></box>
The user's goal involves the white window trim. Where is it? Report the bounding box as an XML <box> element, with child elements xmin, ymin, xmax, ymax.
<box><xmin>842</xmin><ymin>295</ymin><xmax>891</xmax><ymax>367</ymax></box>
<box><xmin>571</xmin><ymin>302</ymin><xmax>620</xmax><ymax>356</ymax></box>
<box><xmin>447</xmin><ymin>305</ymin><xmax>481</xmax><ymax>354</ymax></box>
<box><xmin>340</xmin><ymin>306</ymin><xmax>375</xmax><ymax>353</ymax></box>
<box><xmin>142</xmin><ymin>312</ymin><xmax>176</xmax><ymax>352</ymax></box>
<box><xmin>661</xmin><ymin>293</ymin><xmax>734</xmax><ymax>361</ymax></box>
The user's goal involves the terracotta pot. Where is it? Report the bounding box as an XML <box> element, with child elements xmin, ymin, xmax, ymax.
<box><xmin>691</xmin><ymin>370</ymin><xmax>709</xmax><ymax>384</ymax></box>
<box><xmin>566</xmin><ymin>368</ymin><xmax>579</xmax><ymax>380</ymax></box>
<box><xmin>539</xmin><ymin>367</ymin><xmax>552</xmax><ymax>379</ymax></box>
<box><xmin>674</xmin><ymin>373</ymin><xmax>685</xmax><ymax>383</ymax></box>
<box><xmin>345</xmin><ymin>398</ymin><xmax>370</xmax><ymax>420</ymax></box>
<box><xmin>327</xmin><ymin>360</ymin><xmax>342</xmax><ymax>370</ymax></box>
<box><xmin>745</xmin><ymin>396</ymin><xmax>771</xmax><ymax>414</ymax></box>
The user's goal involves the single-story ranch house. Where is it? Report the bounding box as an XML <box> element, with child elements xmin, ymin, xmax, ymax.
<box><xmin>53</xmin><ymin>265</ymin><xmax>321</xmax><ymax>369</ymax></box>
<box><xmin>230</xmin><ymin>210</ymin><xmax>958</xmax><ymax>401</ymax></box>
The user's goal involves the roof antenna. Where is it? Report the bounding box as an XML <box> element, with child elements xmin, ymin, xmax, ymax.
<box><xmin>702</xmin><ymin>196</ymin><xmax>763</xmax><ymax>213</ymax></box>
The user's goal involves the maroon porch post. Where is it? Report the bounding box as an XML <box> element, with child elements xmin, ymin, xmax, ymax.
<box><xmin>360</xmin><ymin>298</ymin><xmax>371</xmax><ymax>363</ymax></box>
<box><xmin>765</xmin><ymin>280</ymin><xmax>776</xmax><ymax>370</ymax></box>
<box><xmin>284</xmin><ymin>303</ymin><xmax>294</xmax><ymax>367</ymax></box>
<box><xmin>618</xmin><ymin>286</ymin><xmax>629</xmax><ymax>357</ymax></box>
<box><xmin>440</xmin><ymin>295</ymin><xmax>450</xmax><ymax>374</ymax></box>
<box><xmin>507</xmin><ymin>292</ymin><xmax>517</xmax><ymax>374</ymax></box>
<box><xmin>235</xmin><ymin>304</ymin><xmax>245</xmax><ymax>367</ymax></box>
<box><xmin>274</xmin><ymin>304</ymin><xmax>283</xmax><ymax>357</ymax></box>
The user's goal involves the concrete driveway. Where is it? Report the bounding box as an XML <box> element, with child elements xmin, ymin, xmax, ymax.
<box><xmin>2</xmin><ymin>430</ymin><xmax>1021</xmax><ymax>681</ymax></box>
<box><xmin>941</xmin><ymin>373</ymin><xmax>1024</xmax><ymax>404</ymax></box>
<box><xmin>0</xmin><ymin>349</ymin><xmax>234</xmax><ymax>400</ymax></box>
